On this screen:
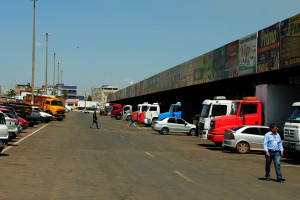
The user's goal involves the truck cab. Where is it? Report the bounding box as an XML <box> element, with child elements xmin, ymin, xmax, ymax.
<box><xmin>121</xmin><ymin>105</ymin><xmax>133</xmax><ymax>120</ymax></box>
<box><xmin>111</xmin><ymin>104</ymin><xmax>123</xmax><ymax>120</ymax></box>
<box><xmin>143</xmin><ymin>103</ymin><xmax>160</xmax><ymax>125</ymax></box>
<box><xmin>158</xmin><ymin>103</ymin><xmax>182</xmax><ymax>121</ymax></box>
<box><xmin>135</xmin><ymin>102</ymin><xmax>150</xmax><ymax>123</ymax></box>
<box><xmin>283</xmin><ymin>102</ymin><xmax>300</xmax><ymax>151</ymax></box>
<box><xmin>208</xmin><ymin>97</ymin><xmax>261</xmax><ymax>146</ymax></box>
<box><xmin>199</xmin><ymin>96</ymin><xmax>232</xmax><ymax>139</ymax></box>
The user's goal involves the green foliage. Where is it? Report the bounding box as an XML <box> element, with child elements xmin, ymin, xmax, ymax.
<box><xmin>87</xmin><ymin>95</ymin><xmax>92</xmax><ymax>101</ymax></box>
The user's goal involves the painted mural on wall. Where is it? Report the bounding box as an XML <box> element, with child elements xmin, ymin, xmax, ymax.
<box><xmin>213</xmin><ymin>46</ymin><xmax>226</xmax><ymax>80</ymax></box>
<box><xmin>239</xmin><ymin>33</ymin><xmax>257</xmax><ymax>76</ymax></box>
<box><xmin>186</xmin><ymin>59</ymin><xmax>194</xmax><ymax>86</ymax></box>
<box><xmin>257</xmin><ymin>23</ymin><xmax>280</xmax><ymax>73</ymax></box>
<box><xmin>225</xmin><ymin>40</ymin><xmax>239</xmax><ymax>78</ymax></box>
<box><xmin>193</xmin><ymin>55</ymin><xmax>203</xmax><ymax>85</ymax></box>
<box><xmin>202</xmin><ymin>51</ymin><xmax>213</xmax><ymax>83</ymax></box>
<box><xmin>280</xmin><ymin>14</ymin><xmax>300</xmax><ymax>69</ymax></box>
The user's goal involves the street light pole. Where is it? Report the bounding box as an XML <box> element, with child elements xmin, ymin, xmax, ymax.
<box><xmin>31</xmin><ymin>0</ymin><xmax>38</xmax><ymax>104</ymax></box>
<box><xmin>43</xmin><ymin>33</ymin><xmax>51</xmax><ymax>95</ymax></box>
<box><xmin>53</xmin><ymin>52</ymin><xmax>56</xmax><ymax>95</ymax></box>
<box><xmin>57</xmin><ymin>62</ymin><xmax>60</xmax><ymax>96</ymax></box>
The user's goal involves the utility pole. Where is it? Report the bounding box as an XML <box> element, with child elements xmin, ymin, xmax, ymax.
<box><xmin>53</xmin><ymin>52</ymin><xmax>56</xmax><ymax>95</ymax></box>
<box><xmin>31</xmin><ymin>0</ymin><xmax>38</xmax><ymax>105</ymax></box>
<box><xmin>57</xmin><ymin>62</ymin><xmax>60</xmax><ymax>96</ymax></box>
<box><xmin>43</xmin><ymin>33</ymin><xmax>51</xmax><ymax>95</ymax></box>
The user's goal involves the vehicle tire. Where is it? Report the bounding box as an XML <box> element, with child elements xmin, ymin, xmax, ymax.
<box><xmin>214</xmin><ymin>142</ymin><xmax>223</xmax><ymax>147</ymax></box>
<box><xmin>116</xmin><ymin>115</ymin><xmax>121</xmax><ymax>120</ymax></box>
<box><xmin>44</xmin><ymin>118</ymin><xmax>51</xmax><ymax>123</ymax></box>
<box><xmin>236</xmin><ymin>142</ymin><xmax>250</xmax><ymax>154</ymax></box>
<box><xmin>161</xmin><ymin>127</ymin><xmax>169</xmax><ymax>135</ymax></box>
<box><xmin>57</xmin><ymin>118</ymin><xmax>63</xmax><ymax>121</ymax></box>
<box><xmin>126</xmin><ymin>115</ymin><xmax>131</xmax><ymax>121</ymax></box>
<box><xmin>189</xmin><ymin>128</ymin><xmax>197</xmax><ymax>136</ymax></box>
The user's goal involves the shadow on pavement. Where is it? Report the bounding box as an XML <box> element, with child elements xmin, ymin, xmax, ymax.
<box><xmin>0</xmin><ymin>153</ymin><xmax>9</xmax><ymax>157</ymax></box>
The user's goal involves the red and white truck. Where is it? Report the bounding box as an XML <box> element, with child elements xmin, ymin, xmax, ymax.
<box><xmin>208</xmin><ymin>84</ymin><xmax>300</xmax><ymax>146</ymax></box>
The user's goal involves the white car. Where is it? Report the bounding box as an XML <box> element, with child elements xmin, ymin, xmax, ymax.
<box><xmin>152</xmin><ymin>117</ymin><xmax>196</xmax><ymax>135</ymax></box>
<box><xmin>32</xmin><ymin>107</ymin><xmax>53</xmax><ymax>123</ymax></box>
<box><xmin>3</xmin><ymin>113</ymin><xmax>19</xmax><ymax>140</ymax></box>
<box><xmin>223</xmin><ymin>125</ymin><xmax>270</xmax><ymax>153</ymax></box>
<box><xmin>0</xmin><ymin>112</ymin><xmax>9</xmax><ymax>153</ymax></box>
<box><xmin>81</xmin><ymin>109</ymin><xmax>89</xmax><ymax>114</ymax></box>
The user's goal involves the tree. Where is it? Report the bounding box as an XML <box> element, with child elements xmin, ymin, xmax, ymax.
<box><xmin>63</xmin><ymin>90</ymin><xmax>68</xmax><ymax>99</ymax></box>
<box><xmin>87</xmin><ymin>95</ymin><xmax>92</xmax><ymax>101</ymax></box>
<box><xmin>7</xmin><ymin>89</ymin><xmax>16</xmax><ymax>97</ymax></box>
<box><xmin>37</xmin><ymin>89</ymin><xmax>42</xmax><ymax>95</ymax></box>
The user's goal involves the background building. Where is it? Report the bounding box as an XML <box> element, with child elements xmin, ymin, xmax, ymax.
<box><xmin>60</xmin><ymin>83</ymin><xmax>84</xmax><ymax>100</ymax></box>
<box><xmin>91</xmin><ymin>85</ymin><xmax>119</xmax><ymax>102</ymax></box>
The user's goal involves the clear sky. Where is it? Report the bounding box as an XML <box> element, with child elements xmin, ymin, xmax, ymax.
<box><xmin>0</xmin><ymin>0</ymin><xmax>299</xmax><ymax>95</ymax></box>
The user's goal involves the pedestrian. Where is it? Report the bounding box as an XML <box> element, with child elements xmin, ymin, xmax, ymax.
<box><xmin>90</xmin><ymin>110</ymin><xmax>99</xmax><ymax>129</ymax></box>
<box><xmin>128</xmin><ymin>112</ymin><xmax>136</xmax><ymax>127</ymax></box>
<box><xmin>264</xmin><ymin>124</ymin><xmax>285</xmax><ymax>182</ymax></box>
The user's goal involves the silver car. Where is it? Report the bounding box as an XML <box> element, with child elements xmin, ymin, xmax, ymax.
<box><xmin>223</xmin><ymin>125</ymin><xmax>270</xmax><ymax>153</ymax></box>
<box><xmin>151</xmin><ymin>117</ymin><xmax>196</xmax><ymax>135</ymax></box>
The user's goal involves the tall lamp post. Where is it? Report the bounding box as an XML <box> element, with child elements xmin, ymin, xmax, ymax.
<box><xmin>43</xmin><ymin>33</ymin><xmax>51</xmax><ymax>95</ymax></box>
<box><xmin>52</xmin><ymin>52</ymin><xmax>56</xmax><ymax>95</ymax></box>
<box><xmin>57</xmin><ymin>62</ymin><xmax>60</xmax><ymax>96</ymax></box>
<box><xmin>31</xmin><ymin>0</ymin><xmax>38</xmax><ymax>104</ymax></box>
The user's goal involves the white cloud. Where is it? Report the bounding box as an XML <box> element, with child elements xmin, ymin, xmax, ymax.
<box><xmin>123</xmin><ymin>78</ymin><xmax>134</xmax><ymax>85</ymax></box>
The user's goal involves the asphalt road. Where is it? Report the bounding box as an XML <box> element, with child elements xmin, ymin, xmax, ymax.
<box><xmin>1</xmin><ymin>111</ymin><xmax>300</xmax><ymax>200</ymax></box>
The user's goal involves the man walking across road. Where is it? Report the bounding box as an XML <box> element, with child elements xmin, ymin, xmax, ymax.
<box><xmin>264</xmin><ymin>124</ymin><xmax>285</xmax><ymax>182</ymax></box>
<box><xmin>128</xmin><ymin>112</ymin><xmax>136</xmax><ymax>127</ymax></box>
<box><xmin>90</xmin><ymin>110</ymin><xmax>99</xmax><ymax>129</ymax></box>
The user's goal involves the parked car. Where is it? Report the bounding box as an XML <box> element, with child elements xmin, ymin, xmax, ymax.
<box><xmin>152</xmin><ymin>117</ymin><xmax>196</xmax><ymax>135</ymax></box>
<box><xmin>18</xmin><ymin>116</ymin><xmax>29</xmax><ymax>129</ymax></box>
<box><xmin>81</xmin><ymin>109</ymin><xmax>89</xmax><ymax>114</ymax></box>
<box><xmin>223</xmin><ymin>125</ymin><xmax>270</xmax><ymax>153</ymax></box>
<box><xmin>32</xmin><ymin>106</ymin><xmax>53</xmax><ymax>123</ymax></box>
<box><xmin>0</xmin><ymin>111</ymin><xmax>9</xmax><ymax>153</ymax></box>
<box><xmin>3</xmin><ymin>112</ymin><xmax>19</xmax><ymax>140</ymax></box>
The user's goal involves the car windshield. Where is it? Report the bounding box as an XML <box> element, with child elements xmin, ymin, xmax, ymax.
<box><xmin>288</xmin><ymin>107</ymin><xmax>300</xmax><ymax>122</ymax></box>
<box><xmin>201</xmin><ymin>104</ymin><xmax>211</xmax><ymax>117</ymax></box>
<box><xmin>142</xmin><ymin>106</ymin><xmax>148</xmax><ymax>112</ymax></box>
<box><xmin>51</xmin><ymin>101</ymin><xmax>62</xmax><ymax>106</ymax></box>
<box><xmin>230</xmin><ymin>102</ymin><xmax>240</xmax><ymax>115</ymax></box>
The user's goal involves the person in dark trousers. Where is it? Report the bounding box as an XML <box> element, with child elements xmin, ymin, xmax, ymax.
<box><xmin>90</xmin><ymin>110</ymin><xmax>99</xmax><ymax>129</ymax></box>
<box><xmin>263</xmin><ymin>124</ymin><xmax>285</xmax><ymax>182</ymax></box>
<box><xmin>128</xmin><ymin>112</ymin><xmax>136</xmax><ymax>127</ymax></box>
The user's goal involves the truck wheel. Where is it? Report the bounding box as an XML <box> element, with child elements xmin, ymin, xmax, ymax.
<box><xmin>116</xmin><ymin>115</ymin><xmax>121</xmax><ymax>120</ymax></box>
<box><xmin>161</xmin><ymin>127</ymin><xmax>169</xmax><ymax>135</ymax></box>
<box><xmin>189</xmin><ymin>128</ymin><xmax>197</xmax><ymax>136</ymax></box>
<box><xmin>236</xmin><ymin>142</ymin><xmax>250</xmax><ymax>154</ymax></box>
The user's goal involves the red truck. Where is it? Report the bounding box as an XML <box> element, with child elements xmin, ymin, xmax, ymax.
<box><xmin>208</xmin><ymin>97</ymin><xmax>261</xmax><ymax>146</ymax></box>
<box><xmin>111</xmin><ymin>104</ymin><xmax>123</xmax><ymax>120</ymax></box>
<box><xmin>208</xmin><ymin>84</ymin><xmax>300</xmax><ymax>146</ymax></box>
